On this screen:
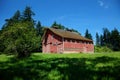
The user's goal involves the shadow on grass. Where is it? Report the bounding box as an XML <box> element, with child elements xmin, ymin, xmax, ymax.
<box><xmin>0</xmin><ymin>56</ymin><xmax>120</xmax><ymax>80</ymax></box>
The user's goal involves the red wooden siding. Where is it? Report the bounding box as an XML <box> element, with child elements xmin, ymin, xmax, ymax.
<box><xmin>42</xmin><ymin>30</ymin><xmax>63</xmax><ymax>53</ymax></box>
<box><xmin>42</xmin><ymin>28</ymin><xmax>94</xmax><ymax>53</ymax></box>
<box><xmin>64</xmin><ymin>39</ymin><xmax>94</xmax><ymax>53</ymax></box>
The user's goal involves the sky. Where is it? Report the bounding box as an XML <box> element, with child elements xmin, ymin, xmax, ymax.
<box><xmin>0</xmin><ymin>0</ymin><xmax>120</xmax><ymax>42</ymax></box>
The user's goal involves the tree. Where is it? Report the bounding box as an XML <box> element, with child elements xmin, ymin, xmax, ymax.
<box><xmin>51</xmin><ymin>21</ymin><xmax>65</xmax><ymax>30</ymax></box>
<box><xmin>12</xmin><ymin>10</ymin><xmax>21</xmax><ymax>22</ymax></box>
<box><xmin>0</xmin><ymin>29</ymin><xmax>5</xmax><ymax>53</ymax></box>
<box><xmin>0</xmin><ymin>21</ymin><xmax>38</xmax><ymax>57</ymax></box>
<box><xmin>96</xmin><ymin>32</ymin><xmax>100</xmax><ymax>46</ymax></box>
<box><xmin>35</xmin><ymin>21</ymin><xmax>43</xmax><ymax>52</ymax></box>
<box><xmin>22</xmin><ymin>6</ymin><xmax>35</xmax><ymax>22</ymax></box>
<box><xmin>36</xmin><ymin>21</ymin><xmax>43</xmax><ymax>36</ymax></box>
<box><xmin>99</xmin><ymin>28</ymin><xmax>120</xmax><ymax>51</ymax></box>
<box><xmin>102</xmin><ymin>28</ymin><xmax>111</xmax><ymax>46</ymax></box>
<box><xmin>0</xmin><ymin>6</ymin><xmax>39</xmax><ymax>57</ymax></box>
<box><xmin>110</xmin><ymin>28</ymin><xmax>120</xmax><ymax>51</ymax></box>
<box><xmin>85</xmin><ymin>29</ymin><xmax>92</xmax><ymax>40</ymax></box>
<box><xmin>51</xmin><ymin>21</ymin><xmax>57</xmax><ymax>27</ymax></box>
<box><xmin>2</xmin><ymin>10</ymin><xmax>21</xmax><ymax>30</ymax></box>
<box><xmin>51</xmin><ymin>21</ymin><xmax>80</xmax><ymax>34</ymax></box>
<box><xmin>100</xmin><ymin>35</ymin><xmax>104</xmax><ymax>46</ymax></box>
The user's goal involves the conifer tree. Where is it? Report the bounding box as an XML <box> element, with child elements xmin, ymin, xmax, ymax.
<box><xmin>96</xmin><ymin>32</ymin><xmax>100</xmax><ymax>46</ymax></box>
<box><xmin>85</xmin><ymin>29</ymin><xmax>92</xmax><ymax>40</ymax></box>
<box><xmin>22</xmin><ymin>6</ymin><xmax>35</xmax><ymax>22</ymax></box>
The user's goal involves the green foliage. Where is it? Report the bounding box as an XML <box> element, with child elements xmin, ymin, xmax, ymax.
<box><xmin>95</xmin><ymin>46</ymin><xmax>113</xmax><ymax>53</ymax></box>
<box><xmin>97</xmin><ymin>28</ymin><xmax>120</xmax><ymax>51</ymax></box>
<box><xmin>102</xmin><ymin>28</ymin><xmax>111</xmax><ymax>46</ymax></box>
<box><xmin>96</xmin><ymin>32</ymin><xmax>100</xmax><ymax>46</ymax></box>
<box><xmin>51</xmin><ymin>21</ymin><xmax>81</xmax><ymax>35</ymax></box>
<box><xmin>35</xmin><ymin>21</ymin><xmax>44</xmax><ymax>52</ymax></box>
<box><xmin>110</xmin><ymin>28</ymin><xmax>120</xmax><ymax>51</ymax></box>
<box><xmin>2</xmin><ymin>10</ymin><xmax>21</xmax><ymax>30</ymax></box>
<box><xmin>0</xmin><ymin>53</ymin><xmax>120</xmax><ymax>80</ymax></box>
<box><xmin>85</xmin><ymin>29</ymin><xmax>92</xmax><ymax>40</ymax></box>
<box><xmin>51</xmin><ymin>21</ymin><xmax>65</xmax><ymax>30</ymax></box>
<box><xmin>0</xmin><ymin>6</ymin><xmax>40</xmax><ymax>58</ymax></box>
<box><xmin>22</xmin><ymin>6</ymin><xmax>35</xmax><ymax>22</ymax></box>
<box><xmin>12</xmin><ymin>10</ymin><xmax>21</xmax><ymax>22</ymax></box>
<box><xmin>36</xmin><ymin>21</ymin><xmax>43</xmax><ymax>37</ymax></box>
<box><xmin>0</xmin><ymin>21</ymin><xmax>38</xmax><ymax>57</ymax></box>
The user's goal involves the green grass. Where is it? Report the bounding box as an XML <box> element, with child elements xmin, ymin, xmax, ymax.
<box><xmin>0</xmin><ymin>52</ymin><xmax>120</xmax><ymax>80</ymax></box>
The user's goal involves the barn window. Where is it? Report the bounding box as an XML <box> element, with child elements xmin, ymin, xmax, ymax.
<box><xmin>82</xmin><ymin>41</ymin><xmax>84</xmax><ymax>43</ymax></box>
<box><xmin>74</xmin><ymin>40</ymin><xmax>76</xmax><ymax>43</ymax></box>
<box><xmin>64</xmin><ymin>39</ymin><xmax>67</xmax><ymax>42</ymax></box>
<box><xmin>90</xmin><ymin>42</ymin><xmax>92</xmax><ymax>44</ymax></box>
<box><xmin>79</xmin><ymin>41</ymin><xmax>81</xmax><ymax>43</ymax></box>
<box><xmin>64</xmin><ymin>39</ymin><xmax>66</xmax><ymax>42</ymax></box>
<box><xmin>77</xmin><ymin>40</ymin><xmax>79</xmax><ymax>43</ymax></box>
<box><xmin>72</xmin><ymin>40</ymin><xmax>75</xmax><ymax>43</ymax></box>
<box><xmin>67</xmin><ymin>39</ymin><xmax>70</xmax><ymax>42</ymax></box>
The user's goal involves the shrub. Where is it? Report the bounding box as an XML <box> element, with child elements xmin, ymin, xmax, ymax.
<box><xmin>95</xmin><ymin>46</ymin><xmax>113</xmax><ymax>53</ymax></box>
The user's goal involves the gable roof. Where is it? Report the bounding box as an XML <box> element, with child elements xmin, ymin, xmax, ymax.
<box><xmin>43</xmin><ymin>28</ymin><xmax>93</xmax><ymax>42</ymax></box>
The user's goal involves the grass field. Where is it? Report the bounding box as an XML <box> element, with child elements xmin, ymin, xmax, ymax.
<box><xmin>0</xmin><ymin>52</ymin><xmax>120</xmax><ymax>80</ymax></box>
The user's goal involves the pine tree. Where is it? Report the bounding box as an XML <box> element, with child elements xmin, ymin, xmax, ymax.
<box><xmin>100</xmin><ymin>35</ymin><xmax>104</xmax><ymax>46</ymax></box>
<box><xmin>96</xmin><ymin>32</ymin><xmax>100</xmax><ymax>46</ymax></box>
<box><xmin>2</xmin><ymin>10</ymin><xmax>21</xmax><ymax>30</ymax></box>
<box><xmin>22</xmin><ymin>6</ymin><xmax>35</xmax><ymax>22</ymax></box>
<box><xmin>51</xmin><ymin>21</ymin><xmax>57</xmax><ymax>27</ymax></box>
<box><xmin>85</xmin><ymin>29</ymin><xmax>92</xmax><ymax>40</ymax></box>
<box><xmin>110</xmin><ymin>28</ymin><xmax>120</xmax><ymax>51</ymax></box>
<box><xmin>102</xmin><ymin>28</ymin><xmax>110</xmax><ymax>46</ymax></box>
<box><xmin>12</xmin><ymin>10</ymin><xmax>21</xmax><ymax>22</ymax></box>
<box><xmin>51</xmin><ymin>21</ymin><xmax>65</xmax><ymax>30</ymax></box>
<box><xmin>36</xmin><ymin>21</ymin><xmax>43</xmax><ymax>36</ymax></box>
<box><xmin>35</xmin><ymin>21</ymin><xmax>43</xmax><ymax>52</ymax></box>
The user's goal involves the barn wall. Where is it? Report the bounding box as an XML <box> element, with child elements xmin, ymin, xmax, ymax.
<box><xmin>42</xmin><ymin>30</ymin><xmax>63</xmax><ymax>53</ymax></box>
<box><xmin>63</xmin><ymin>38</ymin><xmax>94</xmax><ymax>53</ymax></box>
<box><xmin>42</xmin><ymin>30</ymin><xmax>51</xmax><ymax>53</ymax></box>
<box><xmin>42</xmin><ymin>29</ymin><xmax>94</xmax><ymax>54</ymax></box>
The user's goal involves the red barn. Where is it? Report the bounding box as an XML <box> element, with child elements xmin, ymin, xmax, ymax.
<box><xmin>42</xmin><ymin>28</ymin><xmax>94</xmax><ymax>53</ymax></box>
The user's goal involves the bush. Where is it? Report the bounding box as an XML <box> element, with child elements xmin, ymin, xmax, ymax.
<box><xmin>95</xmin><ymin>46</ymin><xmax>113</xmax><ymax>53</ymax></box>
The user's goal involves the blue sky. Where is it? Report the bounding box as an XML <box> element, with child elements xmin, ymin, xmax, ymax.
<box><xmin>0</xmin><ymin>0</ymin><xmax>120</xmax><ymax>42</ymax></box>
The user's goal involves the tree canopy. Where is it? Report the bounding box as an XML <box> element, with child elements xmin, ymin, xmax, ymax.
<box><xmin>0</xmin><ymin>7</ymin><xmax>38</xmax><ymax>58</ymax></box>
<box><xmin>96</xmin><ymin>28</ymin><xmax>120</xmax><ymax>51</ymax></box>
<box><xmin>51</xmin><ymin>21</ymin><xmax>81</xmax><ymax>35</ymax></box>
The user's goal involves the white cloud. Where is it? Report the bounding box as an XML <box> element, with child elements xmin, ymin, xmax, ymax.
<box><xmin>98</xmin><ymin>0</ymin><xmax>104</xmax><ymax>7</ymax></box>
<box><xmin>98</xmin><ymin>0</ymin><xmax>109</xmax><ymax>9</ymax></box>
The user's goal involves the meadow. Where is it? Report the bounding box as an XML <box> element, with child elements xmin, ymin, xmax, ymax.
<box><xmin>0</xmin><ymin>52</ymin><xmax>120</xmax><ymax>80</ymax></box>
